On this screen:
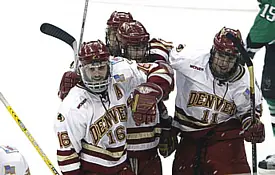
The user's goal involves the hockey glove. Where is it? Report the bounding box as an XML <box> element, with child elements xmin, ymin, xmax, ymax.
<box><xmin>58</xmin><ymin>71</ymin><xmax>81</xmax><ymax>100</ymax></box>
<box><xmin>131</xmin><ymin>82</ymin><xmax>163</xmax><ymax>126</ymax></box>
<box><xmin>158</xmin><ymin>117</ymin><xmax>178</xmax><ymax>158</ymax></box>
<box><xmin>242</xmin><ymin>117</ymin><xmax>265</xmax><ymax>143</ymax></box>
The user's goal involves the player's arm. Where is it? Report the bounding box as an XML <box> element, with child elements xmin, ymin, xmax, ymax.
<box><xmin>54</xmin><ymin>109</ymin><xmax>86</xmax><ymax>175</ymax></box>
<box><xmin>234</xmin><ymin>75</ymin><xmax>264</xmax><ymax>143</ymax></box>
<box><xmin>130</xmin><ymin>61</ymin><xmax>174</xmax><ymax>125</ymax></box>
<box><xmin>149</xmin><ymin>38</ymin><xmax>173</xmax><ymax>62</ymax></box>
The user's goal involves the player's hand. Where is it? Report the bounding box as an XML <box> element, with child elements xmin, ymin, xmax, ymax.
<box><xmin>242</xmin><ymin>118</ymin><xmax>265</xmax><ymax>143</ymax></box>
<box><xmin>58</xmin><ymin>71</ymin><xmax>81</xmax><ymax>100</ymax></box>
<box><xmin>158</xmin><ymin>129</ymin><xmax>178</xmax><ymax>158</ymax></box>
<box><xmin>131</xmin><ymin>82</ymin><xmax>163</xmax><ymax>126</ymax></box>
<box><xmin>158</xmin><ymin>116</ymin><xmax>178</xmax><ymax>158</ymax></box>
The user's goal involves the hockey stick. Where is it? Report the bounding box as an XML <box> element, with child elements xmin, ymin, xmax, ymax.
<box><xmin>40</xmin><ymin>0</ymin><xmax>89</xmax><ymax>72</ymax></box>
<box><xmin>40</xmin><ymin>23</ymin><xmax>78</xmax><ymax>71</ymax></box>
<box><xmin>0</xmin><ymin>92</ymin><xmax>60</xmax><ymax>175</ymax></box>
<box><xmin>226</xmin><ymin>33</ymin><xmax>257</xmax><ymax>174</ymax></box>
<box><xmin>75</xmin><ymin>0</ymin><xmax>90</xmax><ymax>70</ymax></box>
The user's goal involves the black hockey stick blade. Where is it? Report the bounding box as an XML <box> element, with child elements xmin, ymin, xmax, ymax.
<box><xmin>40</xmin><ymin>23</ymin><xmax>76</xmax><ymax>50</ymax></box>
<box><xmin>225</xmin><ymin>33</ymin><xmax>252</xmax><ymax>67</ymax></box>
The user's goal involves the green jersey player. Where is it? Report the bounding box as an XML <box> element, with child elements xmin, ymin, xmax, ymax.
<box><xmin>247</xmin><ymin>0</ymin><xmax>275</xmax><ymax>174</ymax></box>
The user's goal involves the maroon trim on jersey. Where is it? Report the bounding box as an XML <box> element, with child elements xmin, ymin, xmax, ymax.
<box><xmin>80</xmin><ymin>160</ymin><xmax>129</xmax><ymax>175</ymax></box>
<box><xmin>57</xmin><ymin>149</ymin><xmax>76</xmax><ymax>156</ymax></box>
<box><xmin>57</xmin><ymin>149</ymin><xmax>80</xmax><ymax>166</ymax></box>
<box><xmin>127</xmin><ymin>136</ymin><xmax>158</xmax><ymax>145</ymax></box>
<box><xmin>149</xmin><ymin>54</ymin><xmax>167</xmax><ymax>61</ymax></box>
<box><xmin>174</xmin><ymin>106</ymin><xmax>214</xmax><ymax>129</ymax></box>
<box><xmin>81</xmin><ymin>146</ymin><xmax>127</xmax><ymax>161</ymax></box>
<box><xmin>105</xmin><ymin>145</ymin><xmax>125</xmax><ymax>152</ymax></box>
<box><xmin>62</xmin><ymin>169</ymin><xmax>81</xmax><ymax>175</ymax></box>
<box><xmin>58</xmin><ymin>157</ymin><xmax>80</xmax><ymax>166</ymax></box>
<box><xmin>127</xmin><ymin>147</ymin><xmax>158</xmax><ymax>160</ymax></box>
<box><xmin>174</xmin><ymin>115</ymin><xmax>211</xmax><ymax>129</ymax></box>
<box><xmin>127</xmin><ymin>125</ymin><xmax>160</xmax><ymax>133</ymax></box>
<box><xmin>150</xmin><ymin>45</ymin><xmax>169</xmax><ymax>55</ymax></box>
<box><xmin>127</xmin><ymin>125</ymin><xmax>161</xmax><ymax>144</ymax></box>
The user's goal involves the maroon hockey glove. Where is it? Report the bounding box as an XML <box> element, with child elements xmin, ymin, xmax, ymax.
<box><xmin>243</xmin><ymin>118</ymin><xmax>265</xmax><ymax>143</ymax></box>
<box><xmin>131</xmin><ymin>82</ymin><xmax>163</xmax><ymax>126</ymax></box>
<box><xmin>58</xmin><ymin>71</ymin><xmax>81</xmax><ymax>100</ymax></box>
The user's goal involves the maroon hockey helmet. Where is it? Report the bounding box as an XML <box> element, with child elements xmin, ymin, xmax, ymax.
<box><xmin>117</xmin><ymin>20</ymin><xmax>150</xmax><ymax>45</ymax></box>
<box><xmin>107</xmin><ymin>11</ymin><xmax>134</xmax><ymax>30</ymax></box>
<box><xmin>213</xmin><ymin>27</ymin><xmax>243</xmax><ymax>56</ymax></box>
<box><xmin>106</xmin><ymin>11</ymin><xmax>134</xmax><ymax>56</ymax></box>
<box><xmin>78</xmin><ymin>40</ymin><xmax>111</xmax><ymax>93</ymax></box>
<box><xmin>78</xmin><ymin>40</ymin><xmax>110</xmax><ymax>66</ymax></box>
<box><xmin>209</xmin><ymin>27</ymin><xmax>243</xmax><ymax>81</ymax></box>
<box><xmin>116</xmin><ymin>20</ymin><xmax>150</xmax><ymax>62</ymax></box>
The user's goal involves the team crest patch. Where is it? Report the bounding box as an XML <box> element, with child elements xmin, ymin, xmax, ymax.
<box><xmin>114</xmin><ymin>74</ymin><xmax>125</xmax><ymax>82</ymax></box>
<box><xmin>0</xmin><ymin>145</ymin><xmax>19</xmax><ymax>154</ymax></box>
<box><xmin>176</xmin><ymin>44</ymin><xmax>185</xmax><ymax>52</ymax></box>
<box><xmin>57</xmin><ymin>113</ymin><xmax>65</xmax><ymax>122</ymax></box>
<box><xmin>4</xmin><ymin>165</ymin><xmax>16</xmax><ymax>175</ymax></box>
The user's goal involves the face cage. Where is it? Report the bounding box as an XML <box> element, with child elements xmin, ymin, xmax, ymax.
<box><xmin>79</xmin><ymin>61</ymin><xmax>111</xmax><ymax>93</ymax></box>
<box><xmin>209</xmin><ymin>49</ymin><xmax>240</xmax><ymax>81</ymax></box>
<box><xmin>121</xmin><ymin>43</ymin><xmax>148</xmax><ymax>62</ymax></box>
<box><xmin>106</xmin><ymin>27</ymin><xmax>121</xmax><ymax>56</ymax></box>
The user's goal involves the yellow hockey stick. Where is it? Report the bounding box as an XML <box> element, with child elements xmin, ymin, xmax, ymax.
<box><xmin>0</xmin><ymin>92</ymin><xmax>60</xmax><ymax>175</ymax></box>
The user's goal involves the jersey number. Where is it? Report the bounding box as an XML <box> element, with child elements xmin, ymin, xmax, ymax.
<box><xmin>106</xmin><ymin>126</ymin><xmax>126</xmax><ymax>145</ymax></box>
<box><xmin>202</xmin><ymin>109</ymin><xmax>218</xmax><ymax>124</ymax></box>
<box><xmin>260</xmin><ymin>4</ymin><xmax>275</xmax><ymax>22</ymax></box>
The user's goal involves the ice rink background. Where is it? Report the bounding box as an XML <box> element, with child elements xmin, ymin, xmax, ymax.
<box><xmin>0</xmin><ymin>0</ymin><xmax>273</xmax><ymax>174</ymax></box>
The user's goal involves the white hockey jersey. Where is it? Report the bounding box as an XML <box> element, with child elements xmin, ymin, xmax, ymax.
<box><xmin>0</xmin><ymin>145</ymin><xmax>30</xmax><ymax>175</ymax></box>
<box><xmin>54</xmin><ymin>57</ymin><xmax>171</xmax><ymax>174</ymax></box>
<box><xmin>169</xmin><ymin>47</ymin><xmax>262</xmax><ymax>132</ymax></box>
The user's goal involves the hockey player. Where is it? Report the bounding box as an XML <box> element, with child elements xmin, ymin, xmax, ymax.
<box><xmin>54</xmin><ymin>40</ymin><xmax>174</xmax><ymax>175</ymax></box>
<box><xmin>0</xmin><ymin>145</ymin><xmax>30</xmax><ymax>175</ymax></box>
<box><xmin>169</xmin><ymin>27</ymin><xmax>264</xmax><ymax>175</ymax></box>
<box><xmin>115</xmin><ymin>20</ymin><xmax>176</xmax><ymax>175</ymax></box>
<box><xmin>58</xmin><ymin>11</ymin><xmax>134</xmax><ymax>100</ymax></box>
<box><xmin>105</xmin><ymin>11</ymin><xmax>134</xmax><ymax>56</ymax></box>
<box><xmin>244</xmin><ymin>1</ymin><xmax>275</xmax><ymax>173</ymax></box>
